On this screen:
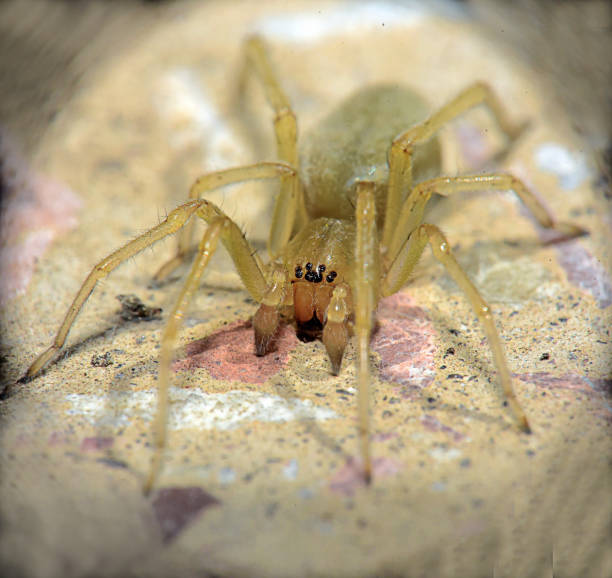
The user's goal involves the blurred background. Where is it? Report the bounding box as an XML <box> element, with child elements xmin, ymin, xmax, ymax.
<box><xmin>0</xmin><ymin>0</ymin><xmax>609</xmax><ymax>173</ymax></box>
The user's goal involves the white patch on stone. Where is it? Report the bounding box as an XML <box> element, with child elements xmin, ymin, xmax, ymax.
<box><xmin>254</xmin><ymin>2</ymin><xmax>426</xmax><ymax>43</ymax></box>
<box><xmin>154</xmin><ymin>68</ymin><xmax>243</xmax><ymax>168</ymax></box>
<box><xmin>283</xmin><ymin>458</ymin><xmax>299</xmax><ymax>480</ymax></box>
<box><xmin>428</xmin><ymin>447</ymin><xmax>462</xmax><ymax>462</ymax></box>
<box><xmin>535</xmin><ymin>143</ymin><xmax>591</xmax><ymax>190</ymax></box>
<box><xmin>65</xmin><ymin>389</ymin><xmax>338</xmax><ymax>431</ymax></box>
<box><xmin>218</xmin><ymin>467</ymin><xmax>236</xmax><ymax>484</ymax></box>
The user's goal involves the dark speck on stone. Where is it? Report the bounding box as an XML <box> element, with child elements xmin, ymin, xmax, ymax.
<box><xmin>91</xmin><ymin>352</ymin><xmax>113</xmax><ymax>367</ymax></box>
<box><xmin>96</xmin><ymin>457</ymin><xmax>128</xmax><ymax>469</ymax></box>
<box><xmin>540</xmin><ymin>352</ymin><xmax>550</xmax><ymax>360</ymax></box>
<box><xmin>152</xmin><ymin>487</ymin><xmax>220</xmax><ymax>544</ymax></box>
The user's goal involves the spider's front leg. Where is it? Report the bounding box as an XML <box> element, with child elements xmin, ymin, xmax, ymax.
<box><xmin>146</xmin><ymin>195</ymin><xmax>280</xmax><ymax>493</ymax></box>
<box><xmin>25</xmin><ymin>199</ymin><xmax>204</xmax><ymax>379</ymax></box>
<box><xmin>25</xmin><ymin>162</ymin><xmax>295</xmax><ymax>380</ymax></box>
<box><xmin>147</xmin><ymin>166</ymin><xmax>301</xmax><ymax>492</ymax></box>
<box><xmin>252</xmin><ymin>267</ymin><xmax>290</xmax><ymax>356</ymax></box>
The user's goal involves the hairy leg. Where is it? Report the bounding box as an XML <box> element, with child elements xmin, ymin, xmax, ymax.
<box><xmin>26</xmin><ymin>200</ymin><xmax>203</xmax><ymax>378</ymax></box>
<box><xmin>153</xmin><ymin>162</ymin><xmax>297</xmax><ymax>282</ymax></box>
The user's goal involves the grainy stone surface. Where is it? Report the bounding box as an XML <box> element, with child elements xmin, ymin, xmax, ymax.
<box><xmin>1</xmin><ymin>2</ymin><xmax>610</xmax><ymax>577</ymax></box>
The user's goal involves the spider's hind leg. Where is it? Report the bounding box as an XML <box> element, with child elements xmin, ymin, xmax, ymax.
<box><xmin>382</xmin><ymin>81</ymin><xmax>530</xmax><ymax>254</ymax></box>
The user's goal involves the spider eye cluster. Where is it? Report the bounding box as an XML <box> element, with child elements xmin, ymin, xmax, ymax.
<box><xmin>294</xmin><ymin>263</ymin><xmax>337</xmax><ymax>284</ymax></box>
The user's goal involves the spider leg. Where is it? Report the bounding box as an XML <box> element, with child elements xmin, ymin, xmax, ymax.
<box><xmin>144</xmin><ymin>217</ymin><xmax>225</xmax><ymax>494</ymax></box>
<box><xmin>240</xmin><ymin>35</ymin><xmax>308</xmax><ymax>256</ymax></box>
<box><xmin>26</xmin><ymin>199</ymin><xmax>204</xmax><ymax>378</ymax></box>
<box><xmin>382</xmin><ymin>223</ymin><xmax>531</xmax><ymax>433</ymax></box>
<box><xmin>384</xmin><ymin>173</ymin><xmax>586</xmax><ymax>275</ymax></box>
<box><xmin>27</xmin><ymin>164</ymin><xmax>294</xmax><ymax>379</ymax></box>
<box><xmin>147</xmin><ymin>195</ymin><xmax>301</xmax><ymax>492</ymax></box>
<box><xmin>382</xmin><ymin>81</ymin><xmax>529</xmax><ymax>253</ymax></box>
<box><xmin>252</xmin><ymin>267</ymin><xmax>290</xmax><ymax>356</ymax></box>
<box><xmin>153</xmin><ymin>162</ymin><xmax>298</xmax><ymax>282</ymax></box>
<box><xmin>353</xmin><ymin>181</ymin><xmax>381</xmax><ymax>484</ymax></box>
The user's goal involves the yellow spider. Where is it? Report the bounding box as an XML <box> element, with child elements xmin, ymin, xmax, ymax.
<box><xmin>25</xmin><ymin>36</ymin><xmax>584</xmax><ymax>492</ymax></box>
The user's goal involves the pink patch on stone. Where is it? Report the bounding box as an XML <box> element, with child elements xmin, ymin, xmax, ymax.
<box><xmin>329</xmin><ymin>457</ymin><xmax>402</xmax><ymax>496</ymax></box>
<box><xmin>152</xmin><ymin>486</ymin><xmax>220</xmax><ymax>544</ymax></box>
<box><xmin>455</xmin><ymin>122</ymin><xmax>493</xmax><ymax>168</ymax></box>
<box><xmin>421</xmin><ymin>414</ymin><xmax>466</xmax><ymax>442</ymax></box>
<box><xmin>518</xmin><ymin>372</ymin><xmax>612</xmax><ymax>405</ymax></box>
<box><xmin>371</xmin><ymin>431</ymin><xmax>399</xmax><ymax>443</ymax></box>
<box><xmin>0</xmin><ymin>133</ymin><xmax>82</xmax><ymax>304</ymax></box>
<box><xmin>173</xmin><ymin>320</ymin><xmax>299</xmax><ymax>384</ymax></box>
<box><xmin>510</xmin><ymin>164</ymin><xmax>611</xmax><ymax>308</ymax></box>
<box><xmin>553</xmin><ymin>243</ymin><xmax>612</xmax><ymax>309</ymax></box>
<box><xmin>80</xmin><ymin>436</ymin><xmax>114</xmax><ymax>451</ymax></box>
<box><xmin>518</xmin><ymin>372</ymin><xmax>612</xmax><ymax>422</ymax></box>
<box><xmin>372</xmin><ymin>293</ymin><xmax>437</xmax><ymax>396</ymax></box>
<box><xmin>47</xmin><ymin>431</ymin><xmax>69</xmax><ymax>446</ymax></box>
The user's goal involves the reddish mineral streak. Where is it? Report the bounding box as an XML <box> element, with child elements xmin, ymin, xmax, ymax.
<box><xmin>152</xmin><ymin>486</ymin><xmax>220</xmax><ymax>544</ymax></box>
<box><xmin>420</xmin><ymin>414</ymin><xmax>466</xmax><ymax>442</ymax></box>
<box><xmin>553</xmin><ymin>243</ymin><xmax>612</xmax><ymax>309</ymax></box>
<box><xmin>454</xmin><ymin>122</ymin><xmax>491</xmax><ymax>168</ymax></box>
<box><xmin>173</xmin><ymin>320</ymin><xmax>298</xmax><ymax>384</ymax></box>
<box><xmin>518</xmin><ymin>372</ymin><xmax>612</xmax><ymax>403</ymax></box>
<box><xmin>174</xmin><ymin>292</ymin><xmax>435</xmax><ymax>391</ymax></box>
<box><xmin>329</xmin><ymin>457</ymin><xmax>402</xmax><ymax>496</ymax></box>
<box><xmin>373</xmin><ymin>292</ymin><xmax>437</xmax><ymax>391</ymax></box>
<box><xmin>0</xmin><ymin>134</ymin><xmax>82</xmax><ymax>304</ymax></box>
<box><xmin>510</xmin><ymin>163</ymin><xmax>611</xmax><ymax>308</ymax></box>
<box><xmin>80</xmin><ymin>437</ymin><xmax>114</xmax><ymax>451</ymax></box>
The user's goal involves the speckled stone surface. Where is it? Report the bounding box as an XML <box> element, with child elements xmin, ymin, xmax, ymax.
<box><xmin>1</xmin><ymin>2</ymin><xmax>610</xmax><ymax>577</ymax></box>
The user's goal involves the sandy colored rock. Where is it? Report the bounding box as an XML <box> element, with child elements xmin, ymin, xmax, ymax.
<box><xmin>1</xmin><ymin>2</ymin><xmax>610</xmax><ymax>577</ymax></box>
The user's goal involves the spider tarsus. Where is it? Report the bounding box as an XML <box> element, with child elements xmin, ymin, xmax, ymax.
<box><xmin>143</xmin><ymin>481</ymin><xmax>153</xmax><ymax>497</ymax></box>
<box><xmin>520</xmin><ymin>416</ymin><xmax>532</xmax><ymax>435</ymax></box>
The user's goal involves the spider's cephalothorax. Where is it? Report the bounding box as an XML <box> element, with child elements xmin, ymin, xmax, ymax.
<box><xmin>25</xmin><ymin>35</ymin><xmax>585</xmax><ymax>492</ymax></box>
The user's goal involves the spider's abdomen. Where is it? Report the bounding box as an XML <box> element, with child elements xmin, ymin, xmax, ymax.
<box><xmin>300</xmin><ymin>84</ymin><xmax>442</xmax><ymax>228</ymax></box>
